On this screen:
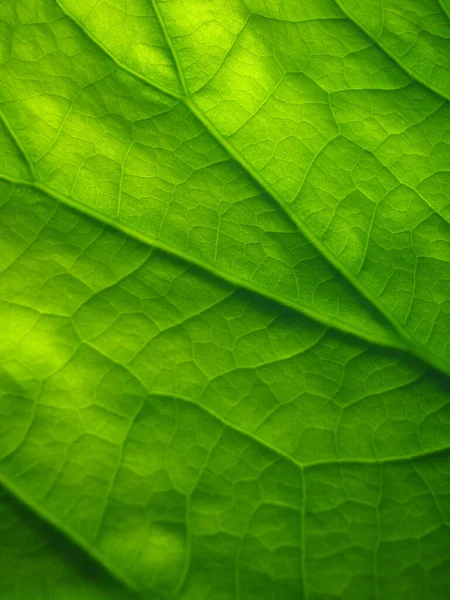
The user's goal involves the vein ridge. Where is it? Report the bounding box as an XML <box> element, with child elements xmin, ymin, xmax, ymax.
<box><xmin>0</xmin><ymin>172</ymin><xmax>406</xmax><ymax>352</ymax></box>
<box><xmin>334</xmin><ymin>0</ymin><xmax>450</xmax><ymax>102</ymax></box>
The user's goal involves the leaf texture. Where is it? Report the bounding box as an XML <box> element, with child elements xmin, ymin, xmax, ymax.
<box><xmin>0</xmin><ymin>0</ymin><xmax>449</xmax><ymax>599</ymax></box>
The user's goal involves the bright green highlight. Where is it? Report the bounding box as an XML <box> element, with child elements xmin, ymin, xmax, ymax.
<box><xmin>0</xmin><ymin>0</ymin><xmax>449</xmax><ymax>599</ymax></box>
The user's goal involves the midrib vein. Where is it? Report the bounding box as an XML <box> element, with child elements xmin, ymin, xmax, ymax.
<box><xmin>6</xmin><ymin>0</ymin><xmax>450</xmax><ymax>379</ymax></box>
<box><xmin>1</xmin><ymin>5</ymin><xmax>449</xmax><ymax>597</ymax></box>
<box><xmin>183</xmin><ymin>102</ymin><xmax>450</xmax><ymax>378</ymax></box>
<box><xmin>0</xmin><ymin>172</ymin><xmax>401</xmax><ymax>351</ymax></box>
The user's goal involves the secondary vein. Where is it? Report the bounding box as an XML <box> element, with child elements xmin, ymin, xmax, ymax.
<box><xmin>0</xmin><ymin>108</ymin><xmax>37</xmax><ymax>180</ymax></box>
<box><xmin>0</xmin><ymin>172</ymin><xmax>407</xmax><ymax>353</ymax></box>
<box><xmin>183</xmin><ymin>99</ymin><xmax>450</xmax><ymax>378</ymax></box>
<box><xmin>0</xmin><ymin>475</ymin><xmax>144</xmax><ymax>599</ymax></box>
<box><xmin>54</xmin><ymin>0</ymin><xmax>183</xmax><ymax>101</ymax></box>
<box><xmin>3</xmin><ymin>0</ymin><xmax>450</xmax><ymax>380</ymax></box>
<box><xmin>334</xmin><ymin>0</ymin><xmax>450</xmax><ymax>102</ymax></box>
<box><xmin>152</xmin><ymin>0</ymin><xmax>190</xmax><ymax>96</ymax></box>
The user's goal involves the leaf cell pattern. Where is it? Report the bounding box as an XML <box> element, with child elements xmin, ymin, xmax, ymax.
<box><xmin>0</xmin><ymin>1</ymin><xmax>450</xmax><ymax>599</ymax></box>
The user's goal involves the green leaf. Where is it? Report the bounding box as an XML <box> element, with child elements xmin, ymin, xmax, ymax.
<box><xmin>0</xmin><ymin>0</ymin><xmax>449</xmax><ymax>598</ymax></box>
<box><xmin>0</xmin><ymin>487</ymin><xmax>138</xmax><ymax>600</ymax></box>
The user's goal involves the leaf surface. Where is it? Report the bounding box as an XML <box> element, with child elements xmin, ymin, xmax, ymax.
<box><xmin>0</xmin><ymin>1</ymin><xmax>449</xmax><ymax>599</ymax></box>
